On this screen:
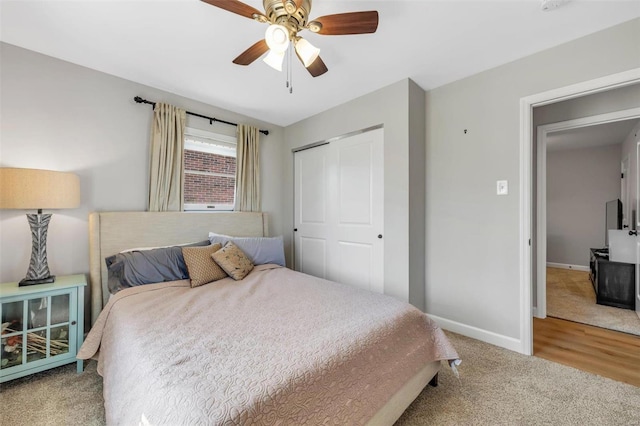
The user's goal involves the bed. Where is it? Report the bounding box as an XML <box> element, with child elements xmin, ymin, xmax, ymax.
<box><xmin>80</xmin><ymin>211</ymin><xmax>459</xmax><ymax>425</ymax></box>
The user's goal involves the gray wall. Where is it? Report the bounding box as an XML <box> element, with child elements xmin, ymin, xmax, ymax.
<box><xmin>425</xmin><ymin>18</ymin><xmax>640</xmax><ymax>340</ymax></box>
<box><xmin>284</xmin><ymin>79</ymin><xmax>426</xmax><ymax>310</ymax></box>
<box><xmin>547</xmin><ymin>144</ymin><xmax>621</xmax><ymax>266</ymax></box>
<box><xmin>0</xmin><ymin>42</ymin><xmax>285</xmax><ymax>285</ymax></box>
<box><xmin>408</xmin><ymin>79</ymin><xmax>426</xmax><ymax>308</ymax></box>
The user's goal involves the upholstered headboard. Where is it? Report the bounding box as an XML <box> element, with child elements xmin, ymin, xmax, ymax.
<box><xmin>88</xmin><ymin>211</ymin><xmax>268</xmax><ymax>324</ymax></box>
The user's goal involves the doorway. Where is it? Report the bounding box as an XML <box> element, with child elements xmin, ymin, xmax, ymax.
<box><xmin>535</xmin><ymin>108</ymin><xmax>640</xmax><ymax>323</ymax></box>
<box><xmin>536</xmin><ymin>111</ymin><xmax>640</xmax><ymax>339</ymax></box>
<box><xmin>519</xmin><ymin>68</ymin><xmax>640</xmax><ymax>355</ymax></box>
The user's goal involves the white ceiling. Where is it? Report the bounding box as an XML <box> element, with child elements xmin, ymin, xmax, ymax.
<box><xmin>1</xmin><ymin>0</ymin><xmax>639</xmax><ymax>127</ymax></box>
<box><xmin>547</xmin><ymin>118</ymin><xmax>640</xmax><ymax>152</ymax></box>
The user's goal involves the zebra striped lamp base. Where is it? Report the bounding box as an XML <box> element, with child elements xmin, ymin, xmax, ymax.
<box><xmin>18</xmin><ymin>212</ymin><xmax>56</xmax><ymax>287</ymax></box>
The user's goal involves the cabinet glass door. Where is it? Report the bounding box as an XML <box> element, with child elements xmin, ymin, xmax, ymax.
<box><xmin>49</xmin><ymin>294</ymin><xmax>70</xmax><ymax>358</ymax></box>
<box><xmin>1</xmin><ymin>301</ymin><xmax>24</xmax><ymax>369</ymax></box>
<box><xmin>1</xmin><ymin>290</ymin><xmax>74</xmax><ymax>372</ymax></box>
<box><xmin>26</xmin><ymin>297</ymin><xmax>48</xmax><ymax>363</ymax></box>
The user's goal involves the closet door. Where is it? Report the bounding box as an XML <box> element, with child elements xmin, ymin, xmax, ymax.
<box><xmin>294</xmin><ymin>144</ymin><xmax>331</xmax><ymax>279</ymax></box>
<box><xmin>294</xmin><ymin>128</ymin><xmax>384</xmax><ymax>293</ymax></box>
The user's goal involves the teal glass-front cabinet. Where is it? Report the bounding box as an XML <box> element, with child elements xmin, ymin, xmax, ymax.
<box><xmin>0</xmin><ymin>275</ymin><xmax>86</xmax><ymax>383</ymax></box>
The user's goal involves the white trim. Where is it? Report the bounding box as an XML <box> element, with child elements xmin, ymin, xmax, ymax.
<box><xmin>546</xmin><ymin>262</ymin><xmax>590</xmax><ymax>272</ymax></box>
<box><xmin>536</xmin><ymin>120</ymin><xmax>547</xmax><ymax>320</ymax></box>
<box><xmin>185</xmin><ymin>140</ymin><xmax>236</xmax><ymax>157</ymax></box>
<box><xmin>536</xmin><ymin>106</ymin><xmax>640</xmax><ymax>320</ymax></box>
<box><xmin>519</xmin><ymin>97</ymin><xmax>533</xmax><ymax>355</ymax></box>
<box><xmin>621</xmin><ymin>155</ymin><xmax>630</xmax><ymax>229</ymax></box>
<box><xmin>183</xmin><ymin>203</ymin><xmax>234</xmax><ymax>212</ymax></box>
<box><xmin>184</xmin><ymin>127</ymin><xmax>237</xmax><ymax>157</ymax></box>
<box><xmin>539</xmin><ymin>108</ymin><xmax>640</xmax><ymax>134</ymax></box>
<box><xmin>185</xmin><ymin>127</ymin><xmax>236</xmax><ymax>143</ymax></box>
<box><xmin>428</xmin><ymin>314</ymin><xmax>523</xmax><ymax>353</ymax></box>
<box><xmin>520</xmin><ymin>68</ymin><xmax>640</xmax><ymax>356</ymax></box>
<box><xmin>185</xmin><ymin>170</ymin><xmax>235</xmax><ymax>179</ymax></box>
<box><xmin>521</xmin><ymin>69</ymin><xmax>640</xmax><ymax>108</ymax></box>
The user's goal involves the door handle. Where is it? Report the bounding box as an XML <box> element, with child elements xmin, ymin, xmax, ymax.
<box><xmin>294</xmin><ymin>228</ymin><xmax>298</xmax><ymax>232</ymax></box>
<box><xmin>378</xmin><ymin>234</ymin><xmax>383</xmax><ymax>239</ymax></box>
<box><xmin>629</xmin><ymin>230</ymin><xmax>638</xmax><ymax>236</ymax></box>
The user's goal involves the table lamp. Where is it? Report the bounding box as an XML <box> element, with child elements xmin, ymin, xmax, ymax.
<box><xmin>0</xmin><ymin>168</ymin><xmax>80</xmax><ymax>286</ymax></box>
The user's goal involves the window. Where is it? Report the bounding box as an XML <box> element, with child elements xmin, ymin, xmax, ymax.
<box><xmin>183</xmin><ymin>127</ymin><xmax>236</xmax><ymax>211</ymax></box>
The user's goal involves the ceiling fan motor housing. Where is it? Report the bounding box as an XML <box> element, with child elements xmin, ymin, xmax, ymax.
<box><xmin>263</xmin><ymin>0</ymin><xmax>311</xmax><ymax>34</ymax></box>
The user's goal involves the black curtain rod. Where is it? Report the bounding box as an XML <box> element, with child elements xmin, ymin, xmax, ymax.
<box><xmin>133</xmin><ymin>96</ymin><xmax>269</xmax><ymax>136</ymax></box>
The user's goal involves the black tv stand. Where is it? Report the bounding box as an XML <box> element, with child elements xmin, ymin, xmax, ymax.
<box><xmin>589</xmin><ymin>248</ymin><xmax>635</xmax><ymax>310</ymax></box>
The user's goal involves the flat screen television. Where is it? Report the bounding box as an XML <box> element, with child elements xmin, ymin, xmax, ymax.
<box><xmin>605</xmin><ymin>199</ymin><xmax>622</xmax><ymax>247</ymax></box>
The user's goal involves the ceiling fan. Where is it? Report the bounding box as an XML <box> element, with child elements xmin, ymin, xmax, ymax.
<box><xmin>201</xmin><ymin>0</ymin><xmax>379</xmax><ymax>78</ymax></box>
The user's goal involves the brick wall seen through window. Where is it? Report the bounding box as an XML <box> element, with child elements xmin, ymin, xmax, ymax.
<box><xmin>183</xmin><ymin>128</ymin><xmax>236</xmax><ymax>211</ymax></box>
<box><xmin>184</xmin><ymin>151</ymin><xmax>235</xmax><ymax>204</ymax></box>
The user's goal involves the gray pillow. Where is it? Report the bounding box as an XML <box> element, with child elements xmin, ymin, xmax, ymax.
<box><xmin>208</xmin><ymin>233</ymin><xmax>286</xmax><ymax>266</ymax></box>
<box><xmin>106</xmin><ymin>240</ymin><xmax>210</xmax><ymax>294</ymax></box>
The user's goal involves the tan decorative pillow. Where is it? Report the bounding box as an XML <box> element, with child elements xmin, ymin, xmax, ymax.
<box><xmin>182</xmin><ymin>243</ymin><xmax>226</xmax><ymax>287</ymax></box>
<box><xmin>211</xmin><ymin>242</ymin><xmax>254</xmax><ymax>281</ymax></box>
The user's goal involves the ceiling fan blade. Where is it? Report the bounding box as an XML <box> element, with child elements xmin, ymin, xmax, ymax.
<box><xmin>305</xmin><ymin>55</ymin><xmax>328</xmax><ymax>78</ymax></box>
<box><xmin>200</xmin><ymin>0</ymin><xmax>265</xmax><ymax>20</ymax></box>
<box><xmin>232</xmin><ymin>40</ymin><xmax>269</xmax><ymax>65</ymax></box>
<box><xmin>282</xmin><ymin>0</ymin><xmax>303</xmax><ymax>14</ymax></box>
<box><xmin>310</xmin><ymin>11</ymin><xmax>379</xmax><ymax>35</ymax></box>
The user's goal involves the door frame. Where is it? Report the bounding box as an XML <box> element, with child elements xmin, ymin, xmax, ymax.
<box><xmin>535</xmin><ymin>107</ymin><xmax>640</xmax><ymax>320</ymax></box>
<box><xmin>621</xmin><ymin>154</ymin><xmax>630</xmax><ymax>229</ymax></box>
<box><xmin>636</xmin><ymin>140</ymin><xmax>640</xmax><ymax>320</ymax></box>
<box><xmin>519</xmin><ymin>68</ymin><xmax>640</xmax><ymax>355</ymax></box>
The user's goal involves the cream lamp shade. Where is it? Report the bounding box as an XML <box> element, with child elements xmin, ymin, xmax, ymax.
<box><xmin>0</xmin><ymin>167</ymin><xmax>81</xmax><ymax>286</ymax></box>
<box><xmin>0</xmin><ymin>168</ymin><xmax>80</xmax><ymax>210</ymax></box>
<box><xmin>265</xmin><ymin>24</ymin><xmax>290</xmax><ymax>53</ymax></box>
<box><xmin>263</xmin><ymin>24</ymin><xmax>290</xmax><ymax>72</ymax></box>
<box><xmin>295</xmin><ymin>38</ymin><xmax>320</xmax><ymax>68</ymax></box>
<box><xmin>263</xmin><ymin>50</ymin><xmax>286</xmax><ymax>72</ymax></box>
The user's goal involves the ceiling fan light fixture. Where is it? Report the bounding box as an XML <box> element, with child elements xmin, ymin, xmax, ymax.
<box><xmin>265</xmin><ymin>24</ymin><xmax>290</xmax><ymax>53</ymax></box>
<box><xmin>295</xmin><ymin>38</ymin><xmax>320</xmax><ymax>68</ymax></box>
<box><xmin>263</xmin><ymin>49</ymin><xmax>285</xmax><ymax>71</ymax></box>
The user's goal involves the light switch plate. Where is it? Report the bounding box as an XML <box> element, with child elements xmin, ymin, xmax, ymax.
<box><xmin>497</xmin><ymin>180</ymin><xmax>508</xmax><ymax>195</ymax></box>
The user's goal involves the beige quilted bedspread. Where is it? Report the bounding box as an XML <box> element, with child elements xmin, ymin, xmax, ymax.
<box><xmin>79</xmin><ymin>265</ymin><xmax>459</xmax><ymax>425</ymax></box>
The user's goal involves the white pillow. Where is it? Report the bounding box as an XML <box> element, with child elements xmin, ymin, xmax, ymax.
<box><xmin>208</xmin><ymin>233</ymin><xmax>286</xmax><ymax>267</ymax></box>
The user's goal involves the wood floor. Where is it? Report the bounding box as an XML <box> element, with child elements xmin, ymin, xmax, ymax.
<box><xmin>534</xmin><ymin>316</ymin><xmax>640</xmax><ymax>387</ymax></box>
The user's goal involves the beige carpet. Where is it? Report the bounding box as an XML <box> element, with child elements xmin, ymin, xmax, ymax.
<box><xmin>546</xmin><ymin>267</ymin><xmax>640</xmax><ymax>336</ymax></box>
<box><xmin>1</xmin><ymin>332</ymin><xmax>639</xmax><ymax>425</ymax></box>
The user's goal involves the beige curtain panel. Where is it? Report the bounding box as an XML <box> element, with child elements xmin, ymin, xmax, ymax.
<box><xmin>235</xmin><ymin>124</ymin><xmax>261</xmax><ymax>212</ymax></box>
<box><xmin>148</xmin><ymin>103</ymin><xmax>186</xmax><ymax>212</ymax></box>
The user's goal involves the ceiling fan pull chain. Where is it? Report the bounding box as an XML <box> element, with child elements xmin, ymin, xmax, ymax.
<box><xmin>286</xmin><ymin>41</ymin><xmax>293</xmax><ymax>94</ymax></box>
<box><xmin>285</xmin><ymin>42</ymin><xmax>290</xmax><ymax>90</ymax></box>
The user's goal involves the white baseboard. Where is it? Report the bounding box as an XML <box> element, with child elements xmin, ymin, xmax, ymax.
<box><xmin>546</xmin><ymin>262</ymin><xmax>589</xmax><ymax>272</ymax></box>
<box><xmin>427</xmin><ymin>314</ymin><xmax>524</xmax><ymax>354</ymax></box>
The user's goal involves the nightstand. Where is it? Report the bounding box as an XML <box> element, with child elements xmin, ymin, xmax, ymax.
<box><xmin>0</xmin><ymin>274</ymin><xmax>86</xmax><ymax>383</ymax></box>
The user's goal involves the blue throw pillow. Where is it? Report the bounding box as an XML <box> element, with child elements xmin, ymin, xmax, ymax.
<box><xmin>208</xmin><ymin>233</ymin><xmax>286</xmax><ymax>267</ymax></box>
<box><xmin>106</xmin><ymin>240</ymin><xmax>210</xmax><ymax>294</ymax></box>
